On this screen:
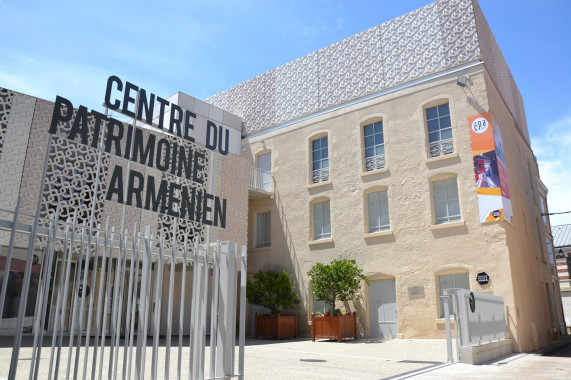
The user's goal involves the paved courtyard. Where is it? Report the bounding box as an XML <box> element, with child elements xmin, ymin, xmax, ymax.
<box><xmin>242</xmin><ymin>337</ymin><xmax>571</xmax><ymax>380</ymax></box>
<box><xmin>0</xmin><ymin>336</ymin><xmax>570</xmax><ymax>379</ymax></box>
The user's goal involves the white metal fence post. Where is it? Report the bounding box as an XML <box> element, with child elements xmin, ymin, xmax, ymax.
<box><xmin>0</xmin><ymin>210</ymin><xmax>248</xmax><ymax>379</ymax></box>
<box><xmin>442</xmin><ymin>290</ymin><xmax>454</xmax><ymax>363</ymax></box>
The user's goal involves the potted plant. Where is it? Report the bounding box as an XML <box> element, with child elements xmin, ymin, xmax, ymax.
<box><xmin>247</xmin><ymin>270</ymin><xmax>300</xmax><ymax>339</ymax></box>
<box><xmin>308</xmin><ymin>258</ymin><xmax>369</xmax><ymax>342</ymax></box>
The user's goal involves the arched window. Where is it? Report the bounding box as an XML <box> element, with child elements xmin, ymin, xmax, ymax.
<box><xmin>309</xmin><ymin>133</ymin><xmax>329</xmax><ymax>184</ymax></box>
<box><xmin>311</xmin><ymin>198</ymin><xmax>331</xmax><ymax>240</ymax></box>
<box><xmin>431</xmin><ymin>175</ymin><xmax>461</xmax><ymax>224</ymax></box>
<box><xmin>423</xmin><ymin>100</ymin><xmax>454</xmax><ymax>158</ymax></box>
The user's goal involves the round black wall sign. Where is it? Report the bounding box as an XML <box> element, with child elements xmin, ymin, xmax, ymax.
<box><xmin>78</xmin><ymin>284</ymin><xmax>90</xmax><ymax>298</ymax></box>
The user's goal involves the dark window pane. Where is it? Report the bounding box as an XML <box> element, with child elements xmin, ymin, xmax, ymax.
<box><xmin>428</xmin><ymin>119</ymin><xmax>440</xmax><ymax>133</ymax></box>
<box><xmin>426</xmin><ymin>106</ymin><xmax>438</xmax><ymax>120</ymax></box>
<box><xmin>438</xmin><ymin>103</ymin><xmax>450</xmax><ymax>117</ymax></box>
<box><xmin>365</xmin><ymin>136</ymin><xmax>374</xmax><ymax>148</ymax></box>
<box><xmin>429</xmin><ymin>131</ymin><xmax>440</xmax><ymax>143</ymax></box>
<box><xmin>374</xmin><ymin>122</ymin><xmax>382</xmax><ymax>134</ymax></box>
<box><xmin>440</xmin><ymin>115</ymin><xmax>451</xmax><ymax>129</ymax></box>
<box><xmin>321</xmin><ymin>138</ymin><xmax>328</xmax><ymax>148</ymax></box>
<box><xmin>364</xmin><ymin>124</ymin><xmax>374</xmax><ymax>136</ymax></box>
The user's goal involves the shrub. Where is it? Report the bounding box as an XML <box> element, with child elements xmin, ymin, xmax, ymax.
<box><xmin>246</xmin><ymin>270</ymin><xmax>300</xmax><ymax>315</ymax></box>
<box><xmin>308</xmin><ymin>258</ymin><xmax>369</xmax><ymax>311</ymax></box>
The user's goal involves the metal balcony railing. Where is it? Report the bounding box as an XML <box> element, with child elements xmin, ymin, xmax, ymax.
<box><xmin>365</xmin><ymin>154</ymin><xmax>386</xmax><ymax>172</ymax></box>
<box><xmin>312</xmin><ymin>168</ymin><xmax>330</xmax><ymax>184</ymax></box>
<box><xmin>249</xmin><ymin>166</ymin><xmax>272</xmax><ymax>192</ymax></box>
<box><xmin>429</xmin><ymin>138</ymin><xmax>454</xmax><ymax>158</ymax></box>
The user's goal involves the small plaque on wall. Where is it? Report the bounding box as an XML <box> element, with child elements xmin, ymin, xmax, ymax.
<box><xmin>408</xmin><ymin>286</ymin><xmax>424</xmax><ymax>297</ymax></box>
<box><xmin>476</xmin><ymin>272</ymin><xmax>490</xmax><ymax>285</ymax></box>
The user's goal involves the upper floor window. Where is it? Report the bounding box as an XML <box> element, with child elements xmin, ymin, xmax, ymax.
<box><xmin>367</xmin><ymin>190</ymin><xmax>390</xmax><ymax>233</ymax></box>
<box><xmin>312</xmin><ymin>137</ymin><xmax>329</xmax><ymax>184</ymax></box>
<box><xmin>536</xmin><ymin>219</ymin><xmax>546</xmax><ymax>261</ymax></box>
<box><xmin>433</xmin><ymin>177</ymin><xmax>461</xmax><ymax>224</ymax></box>
<box><xmin>313</xmin><ymin>200</ymin><xmax>331</xmax><ymax>240</ymax></box>
<box><xmin>426</xmin><ymin>103</ymin><xmax>453</xmax><ymax>158</ymax></box>
<box><xmin>256</xmin><ymin>212</ymin><xmax>271</xmax><ymax>248</ymax></box>
<box><xmin>257</xmin><ymin>152</ymin><xmax>272</xmax><ymax>192</ymax></box>
<box><xmin>364</xmin><ymin>122</ymin><xmax>385</xmax><ymax>171</ymax></box>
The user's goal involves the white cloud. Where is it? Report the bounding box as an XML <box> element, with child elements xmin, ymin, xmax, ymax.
<box><xmin>531</xmin><ymin>115</ymin><xmax>571</xmax><ymax>226</ymax></box>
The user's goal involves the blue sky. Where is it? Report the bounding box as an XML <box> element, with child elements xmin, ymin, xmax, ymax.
<box><xmin>1</xmin><ymin>0</ymin><xmax>570</xmax><ymax>225</ymax></box>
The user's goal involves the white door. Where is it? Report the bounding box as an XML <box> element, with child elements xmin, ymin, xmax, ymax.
<box><xmin>369</xmin><ymin>279</ymin><xmax>397</xmax><ymax>340</ymax></box>
<box><xmin>257</xmin><ymin>153</ymin><xmax>271</xmax><ymax>191</ymax></box>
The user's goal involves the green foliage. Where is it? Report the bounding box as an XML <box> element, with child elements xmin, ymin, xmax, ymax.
<box><xmin>246</xmin><ymin>270</ymin><xmax>300</xmax><ymax>315</ymax></box>
<box><xmin>307</xmin><ymin>258</ymin><xmax>370</xmax><ymax>311</ymax></box>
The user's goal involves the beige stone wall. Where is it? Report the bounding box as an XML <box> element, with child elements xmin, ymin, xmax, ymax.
<box><xmin>484</xmin><ymin>71</ymin><xmax>555</xmax><ymax>351</ymax></box>
<box><xmin>244</xmin><ymin>65</ymin><xmax>553</xmax><ymax>350</ymax></box>
<box><xmin>219</xmin><ymin>153</ymin><xmax>249</xmax><ymax>247</ymax></box>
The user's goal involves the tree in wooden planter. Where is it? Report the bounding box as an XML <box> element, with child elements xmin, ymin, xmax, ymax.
<box><xmin>247</xmin><ymin>270</ymin><xmax>300</xmax><ymax>339</ymax></box>
<box><xmin>308</xmin><ymin>258</ymin><xmax>369</xmax><ymax>342</ymax></box>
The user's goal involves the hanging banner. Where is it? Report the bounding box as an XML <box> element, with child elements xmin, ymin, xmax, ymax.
<box><xmin>468</xmin><ymin>112</ymin><xmax>513</xmax><ymax>224</ymax></box>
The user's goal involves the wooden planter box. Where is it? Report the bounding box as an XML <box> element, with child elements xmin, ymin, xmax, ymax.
<box><xmin>311</xmin><ymin>312</ymin><xmax>357</xmax><ymax>342</ymax></box>
<box><xmin>255</xmin><ymin>314</ymin><xmax>298</xmax><ymax>339</ymax></box>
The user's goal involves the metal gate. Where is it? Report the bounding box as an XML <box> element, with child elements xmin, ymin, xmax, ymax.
<box><xmin>0</xmin><ymin>199</ymin><xmax>247</xmax><ymax>380</ymax></box>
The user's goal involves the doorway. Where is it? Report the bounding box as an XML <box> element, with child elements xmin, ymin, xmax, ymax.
<box><xmin>369</xmin><ymin>279</ymin><xmax>397</xmax><ymax>340</ymax></box>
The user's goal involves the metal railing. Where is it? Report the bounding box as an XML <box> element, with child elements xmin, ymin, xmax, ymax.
<box><xmin>248</xmin><ymin>166</ymin><xmax>272</xmax><ymax>192</ymax></box>
<box><xmin>429</xmin><ymin>138</ymin><xmax>454</xmax><ymax>158</ymax></box>
<box><xmin>442</xmin><ymin>289</ymin><xmax>507</xmax><ymax>363</ymax></box>
<box><xmin>312</xmin><ymin>168</ymin><xmax>329</xmax><ymax>184</ymax></box>
<box><xmin>0</xmin><ymin>201</ymin><xmax>247</xmax><ymax>380</ymax></box>
<box><xmin>365</xmin><ymin>154</ymin><xmax>386</xmax><ymax>172</ymax></box>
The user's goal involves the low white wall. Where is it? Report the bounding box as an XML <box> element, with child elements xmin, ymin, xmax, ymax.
<box><xmin>459</xmin><ymin>339</ymin><xmax>512</xmax><ymax>365</ymax></box>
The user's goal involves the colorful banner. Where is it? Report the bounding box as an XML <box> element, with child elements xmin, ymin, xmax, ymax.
<box><xmin>468</xmin><ymin>112</ymin><xmax>513</xmax><ymax>224</ymax></box>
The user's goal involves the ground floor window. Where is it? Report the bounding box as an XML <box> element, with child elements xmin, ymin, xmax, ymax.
<box><xmin>312</xmin><ymin>293</ymin><xmax>330</xmax><ymax>314</ymax></box>
<box><xmin>0</xmin><ymin>271</ymin><xmax>39</xmax><ymax>319</ymax></box>
<box><xmin>438</xmin><ymin>272</ymin><xmax>469</xmax><ymax>318</ymax></box>
<box><xmin>256</xmin><ymin>212</ymin><xmax>271</xmax><ymax>248</ymax></box>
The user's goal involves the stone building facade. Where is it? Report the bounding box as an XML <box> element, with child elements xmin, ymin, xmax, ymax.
<box><xmin>207</xmin><ymin>0</ymin><xmax>559</xmax><ymax>352</ymax></box>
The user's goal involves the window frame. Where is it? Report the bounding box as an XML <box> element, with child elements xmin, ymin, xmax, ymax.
<box><xmin>422</xmin><ymin>99</ymin><xmax>454</xmax><ymax>158</ymax></box>
<box><xmin>309</xmin><ymin>133</ymin><xmax>330</xmax><ymax>185</ymax></box>
<box><xmin>431</xmin><ymin>176</ymin><xmax>461</xmax><ymax>225</ymax></box>
<box><xmin>363</xmin><ymin>119</ymin><xmax>386</xmax><ymax>172</ymax></box>
<box><xmin>366</xmin><ymin>188</ymin><xmax>390</xmax><ymax>233</ymax></box>
<box><xmin>312</xmin><ymin>199</ymin><xmax>331</xmax><ymax>241</ymax></box>
<box><xmin>255</xmin><ymin>150</ymin><xmax>272</xmax><ymax>192</ymax></box>
<box><xmin>437</xmin><ymin>271</ymin><xmax>470</xmax><ymax>318</ymax></box>
<box><xmin>255</xmin><ymin>211</ymin><xmax>271</xmax><ymax>248</ymax></box>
